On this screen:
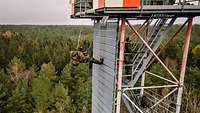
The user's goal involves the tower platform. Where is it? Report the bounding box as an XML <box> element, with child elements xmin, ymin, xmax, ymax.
<box><xmin>72</xmin><ymin>5</ymin><xmax>200</xmax><ymax>18</ymax></box>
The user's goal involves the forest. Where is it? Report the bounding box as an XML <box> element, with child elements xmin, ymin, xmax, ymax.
<box><xmin>0</xmin><ymin>24</ymin><xmax>200</xmax><ymax>113</ymax></box>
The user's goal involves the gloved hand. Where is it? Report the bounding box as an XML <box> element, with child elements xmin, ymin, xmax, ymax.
<box><xmin>99</xmin><ymin>58</ymin><xmax>104</xmax><ymax>64</ymax></box>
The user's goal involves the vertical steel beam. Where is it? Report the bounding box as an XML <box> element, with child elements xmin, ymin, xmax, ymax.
<box><xmin>176</xmin><ymin>17</ymin><xmax>193</xmax><ymax>113</ymax></box>
<box><xmin>116</xmin><ymin>18</ymin><xmax>126</xmax><ymax>113</ymax></box>
<box><xmin>140</xmin><ymin>72</ymin><xmax>145</xmax><ymax>97</ymax></box>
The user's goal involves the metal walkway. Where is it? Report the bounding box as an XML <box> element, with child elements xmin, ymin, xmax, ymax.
<box><xmin>73</xmin><ymin>5</ymin><xmax>200</xmax><ymax>18</ymax></box>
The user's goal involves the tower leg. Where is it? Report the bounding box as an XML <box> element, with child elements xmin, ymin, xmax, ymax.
<box><xmin>176</xmin><ymin>17</ymin><xmax>193</xmax><ymax>113</ymax></box>
<box><xmin>116</xmin><ymin>18</ymin><xmax>126</xmax><ymax>113</ymax></box>
<box><xmin>140</xmin><ymin>72</ymin><xmax>145</xmax><ymax>98</ymax></box>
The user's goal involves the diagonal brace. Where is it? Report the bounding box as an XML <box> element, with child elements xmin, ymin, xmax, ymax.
<box><xmin>123</xmin><ymin>93</ymin><xmax>144</xmax><ymax>113</ymax></box>
<box><xmin>127</xmin><ymin>18</ymin><xmax>151</xmax><ymax>39</ymax></box>
<box><xmin>126</xmin><ymin>19</ymin><xmax>179</xmax><ymax>84</ymax></box>
<box><xmin>148</xmin><ymin>88</ymin><xmax>178</xmax><ymax>111</ymax></box>
<box><xmin>146</xmin><ymin>18</ymin><xmax>190</xmax><ymax>69</ymax></box>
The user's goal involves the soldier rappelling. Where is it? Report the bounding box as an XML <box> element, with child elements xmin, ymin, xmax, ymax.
<box><xmin>70</xmin><ymin>32</ymin><xmax>103</xmax><ymax>66</ymax></box>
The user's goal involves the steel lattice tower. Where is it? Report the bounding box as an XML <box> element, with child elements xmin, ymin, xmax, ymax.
<box><xmin>70</xmin><ymin>0</ymin><xmax>200</xmax><ymax>113</ymax></box>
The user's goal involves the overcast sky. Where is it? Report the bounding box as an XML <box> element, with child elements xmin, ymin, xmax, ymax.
<box><xmin>0</xmin><ymin>0</ymin><xmax>199</xmax><ymax>25</ymax></box>
<box><xmin>0</xmin><ymin>0</ymin><xmax>91</xmax><ymax>25</ymax></box>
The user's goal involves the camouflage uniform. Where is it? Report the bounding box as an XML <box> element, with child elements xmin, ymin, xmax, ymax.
<box><xmin>70</xmin><ymin>51</ymin><xmax>89</xmax><ymax>66</ymax></box>
<box><xmin>70</xmin><ymin>50</ymin><xmax>103</xmax><ymax>66</ymax></box>
<box><xmin>70</xmin><ymin>37</ymin><xmax>103</xmax><ymax>66</ymax></box>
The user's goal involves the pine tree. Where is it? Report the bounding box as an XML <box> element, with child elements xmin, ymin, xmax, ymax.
<box><xmin>185</xmin><ymin>66</ymin><xmax>200</xmax><ymax>93</ymax></box>
<box><xmin>53</xmin><ymin>82</ymin><xmax>71</xmax><ymax>113</ymax></box>
<box><xmin>60</xmin><ymin>63</ymin><xmax>91</xmax><ymax>113</ymax></box>
<box><xmin>192</xmin><ymin>44</ymin><xmax>200</xmax><ymax>68</ymax></box>
<box><xmin>6</xmin><ymin>80</ymin><xmax>32</xmax><ymax>113</ymax></box>
<box><xmin>32</xmin><ymin>76</ymin><xmax>54</xmax><ymax>113</ymax></box>
<box><xmin>39</xmin><ymin>62</ymin><xmax>56</xmax><ymax>81</ymax></box>
<box><xmin>60</xmin><ymin>64</ymin><xmax>72</xmax><ymax>88</ymax></box>
<box><xmin>8</xmin><ymin>57</ymin><xmax>26</xmax><ymax>82</ymax></box>
<box><xmin>0</xmin><ymin>69</ymin><xmax>12</xmax><ymax>113</ymax></box>
<box><xmin>73</xmin><ymin>63</ymin><xmax>90</xmax><ymax>112</ymax></box>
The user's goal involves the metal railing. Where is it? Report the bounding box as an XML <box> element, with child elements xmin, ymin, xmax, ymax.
<box><xmin>176</xmin><ymin>0</ymin><xmax>200</xmax><ymax>5</ymax></box>
<box><xmin>141</xmin><ymin>0</ymin><xmax>176</xmax><ymax>5</ymax></box>
<box><xmin>141</xmin><ymin>0</ymin><xmax>200</xmax><ymax>5</ymax></box>
<box><xmin>74</xmin><ymin>0</ymin><xmax>92</xmax><ymax>14</ymax></box>
<box><xmin>140</xmin><ymin>0</ymin><xmax>200</xmax><ymax>13</ymax></box>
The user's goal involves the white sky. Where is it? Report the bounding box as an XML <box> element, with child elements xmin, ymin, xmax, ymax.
<box><xmin>0</xmin><ymin>0</ymin><xmax>199</xmax><ymax>25</ymax></box>
<box><xmin>0</xmin><ymin>0</ymin><xmax>90</xmax><ymax>25</ymax></box>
